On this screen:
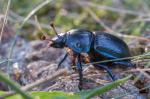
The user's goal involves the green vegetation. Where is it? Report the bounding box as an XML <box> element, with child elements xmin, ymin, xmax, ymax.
<box><xmin>1</xmin><ymin>0</ymin><xmax>150</xmax><ymax>38</ymax></box>
<box><xmin>0</xmin><ymin>74</ymin><xmax>131</xmax><ymax>99</ymax></box>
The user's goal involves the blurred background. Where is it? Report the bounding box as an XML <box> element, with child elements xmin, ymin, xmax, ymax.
<box><xmin>1</xmin><ymin>0</ymin><xmax>150</xmax><ymax>39</ymax></box>
<box><xmin>0</xmin><ymin>0</ymin><xmax>150</xmax><ymax>98</ymax></box>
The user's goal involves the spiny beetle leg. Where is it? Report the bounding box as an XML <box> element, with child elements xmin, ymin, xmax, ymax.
<box><xmin>94</xmin><ymin>64</ymin><xmax>132</xmax><ymax>92</ymax></box>
<box><xmin>76</xmin><ymin>54</ymin><xmax>83</xmax><ymax>90</ymax></box>
<box><xmin>94</xmin><ymin>64</ymin><xmax>116</xmax><ymax>81</ymax></box>
<box><xmin>57</xmin><ymin>53</ymin><xmax>68</xmax><ymax>70</ymax></box>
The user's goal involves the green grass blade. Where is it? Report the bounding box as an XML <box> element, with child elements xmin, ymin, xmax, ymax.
<box><xmin>76</xmin><ymin>75</ymin><xmax>132</xmax><ymax>99</ymax></box>
<box><xmin>21</xmin><ymin>0</ymin><xmax>53</xmax><ymax>27</ymax></box>
<box><xmin>0</xmin><ymin>72</ymin><xmax>32</xmax><ymax>99</ymax></box>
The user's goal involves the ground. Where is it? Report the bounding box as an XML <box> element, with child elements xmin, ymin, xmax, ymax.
<box><xmin>0</xmin><ymin>34</ymin><xmax>149</xmax><ymax>98</ymax></box>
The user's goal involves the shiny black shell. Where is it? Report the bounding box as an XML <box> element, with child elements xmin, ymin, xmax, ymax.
<box><xmin>66</xmin><ymin>29</ymin><xmax>94</xmax><ymax>53</ymax></box>
<box><xmin>65</xmin><ymin>29</ymin><xmax>131</xmax><ymax>65</ymax></box>
<box><xmin>94</xmin><ymin>31</ymin><xmax>131</xmax><ymax>59</ymax></box>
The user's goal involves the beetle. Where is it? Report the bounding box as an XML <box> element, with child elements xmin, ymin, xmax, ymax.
<box><xmin>44</xmin><ymin>23</ymin><xmax>135</xmax><ymax>90</ymax></box>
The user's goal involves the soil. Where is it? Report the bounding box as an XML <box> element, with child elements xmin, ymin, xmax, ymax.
<box><xmin>0</xmin><ymin>31</ymin><xmax>150</xmax><ymax>99</ymax></box>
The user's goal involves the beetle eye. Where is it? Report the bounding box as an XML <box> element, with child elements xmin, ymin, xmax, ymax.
<box><xmin>76</xmin><ymin>43</ymin><xmax>81</xmax><ymax>48</ymax></box>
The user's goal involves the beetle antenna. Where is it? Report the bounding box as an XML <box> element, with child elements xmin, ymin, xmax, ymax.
<box><xmin>50</xmin><ymin>22</ymin><xmax>60</xmax><ymax>38</ymax></box>
<box><xmin>41</xmin><ymin>34</ymin><xmax>54</xmax><ymax>42</ymax></box>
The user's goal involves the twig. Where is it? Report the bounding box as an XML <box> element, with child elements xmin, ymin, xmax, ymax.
<box><xmin>22</xmin><ymin>68</ymin><xmax>67</xmax><ymax>91</ymax></box>
<box><xmin>0</xmin><ymin>0</ymin><xmax>11</xmax><ymax>43</ymax></box>
<box><xmin>0</xmin><ymin>68</ymin><xmax>68</xmax><ymax>99</ymax></box>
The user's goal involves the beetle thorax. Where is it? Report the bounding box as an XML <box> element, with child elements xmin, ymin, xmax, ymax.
<box><xmin>65</xmin><ymin>29</ymin><xmax>94</xmax><ymax>53</ymax></box>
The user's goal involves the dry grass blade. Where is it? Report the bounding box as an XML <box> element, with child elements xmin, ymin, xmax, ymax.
<box><xmin>0</xmin><ymin>68</ymin><xmax>68</xmax><ymax>99</ymax></box>
<box><xmin>88</xmin><ymin>10</ymin><xmax>149</xmax><ymax>41</ymax></box>
<box><xmin>22</xmin><ymin>68</ymin><xmax>68</xmax><ymax>91</ymax></box>
<box><xmin>132</xmin><ymin>61</ymin><xmax>150</xmax><ymax>84</ymax></box>
<box><xmin>114</xmin><ymin>85</ymin><xmax>150</xmax><ymax>99</ymax></box>
<box><xmin>9</xmin><ymin>11</ymin><xmax>50</xmax><ymax>29</ymax></box>
<box><xmin>0</xmin><ymin>0</ymin><xmax>11</xmax><ymax>43</ymax></box>
<box><xmin>84</xmin><ymin>52</ymin><xmax>150</xmax><ymax>66</ymax></box>
<box><xmin>6</xmin><ymin>0</ymin><xmax>53</xmax><ymax>77</ymax></box>
<box><xmin>76</xmin><ymin>1</ymin><xmax>150</xmax><ymax>42</ymax></box>
<box><xmin>34</xmin><ymin>15</ymin><xmax>46</xmax><ymax>35</ymax></box>
<box><xmin>140</xmin><ymin>71</ymin><xmax>150</xmax><ymax>79</ymax></box>
<box><xmin>125</xmin><ymin>68</ymin><xmax>150</xmax><ymax>72</ymax></box>
<box><xmin>21</xmin><ymin>0</ymin><xmax>53</xmax><ymax>27</ymax></box>
<box><xmin>78</xmin><ymin>1</ymin><xmax>148</xmax><ymax>16</ymax></box>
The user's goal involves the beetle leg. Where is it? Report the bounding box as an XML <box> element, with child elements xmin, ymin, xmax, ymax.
<box><xmin>94</xmin><ymin>64</ymin><xmax>116</xmax><ymax>81</ymax></box>
<box><xmin>94</xmin><ymin>64</ymin><xmax>133</xmax><ymax>93</ymax></box>
<box><xmin>76</xmin><ymin>54</ymin><xmax>83</xmax><ymax>90</ymax></box>
<box><xmin>57</xmin><ymin>53</ymin><xmax>68</xmax><ymax>70</ymax></box>
<box><xmin>71</xmin><ymin>53</ymin><xmax>77</xmax><ymax>71</ymax></box>
<box><xmin>81</xmin><ymin>54</ymin><xmax>91</xmax><ymax>64</ymax></box>
<box><xmin>66</xmin><ymin>48</ymin><xmax>78</xmax><ymax>70</ymax></box>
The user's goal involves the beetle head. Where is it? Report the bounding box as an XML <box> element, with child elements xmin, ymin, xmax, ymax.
<box><xmin>49</xmin><ymin>33</ymin><xmax>66</xmax><ymax>48</ymax></box>
<box><xmin>48</xmin><ymin>23</ymin><xmax>66</xmax><ymax>48</ymax></box>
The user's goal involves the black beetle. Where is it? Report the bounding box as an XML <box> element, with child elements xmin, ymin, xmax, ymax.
<box><xmin>45</xmin><ymin>23</ymin><xmax>134</xmax><ymax>90</ymax></box>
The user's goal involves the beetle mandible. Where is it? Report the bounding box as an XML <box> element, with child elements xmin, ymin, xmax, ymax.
<box><xmin>44</xmin><ymin>23</ymin><xmax>135</xmax><ymax>90</ymax></box>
